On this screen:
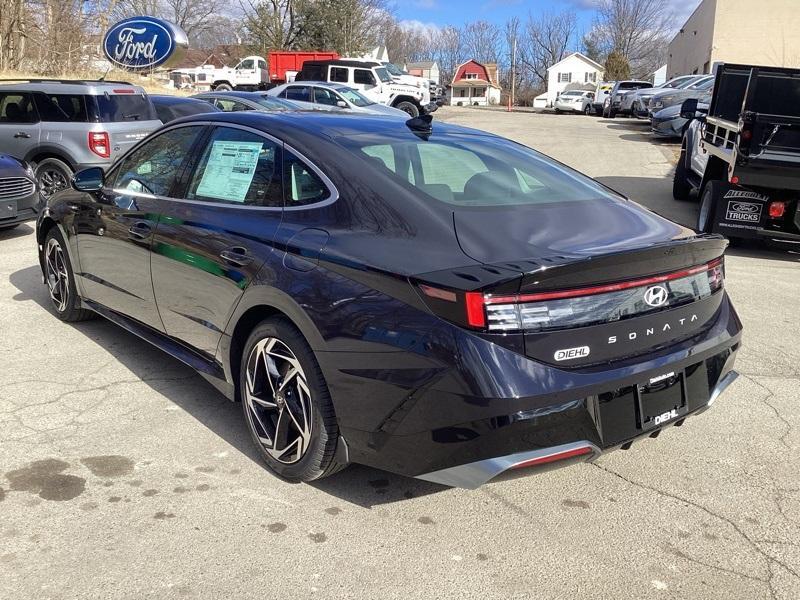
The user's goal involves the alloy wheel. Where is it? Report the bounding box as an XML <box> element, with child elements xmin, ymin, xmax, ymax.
<box><xmin>45</xmin><ymin>237</ymin><xmax>69</xmax><ymax>312</ymax></box>
<box><xmin>39</xmin><ymin>168</ymin><xmax>69</xmax><ymax>198</ymax></box>
<box><xmin>244</xmin><ymin>337</ymin><xmax>313</xmax><ymax>464</ymax></box>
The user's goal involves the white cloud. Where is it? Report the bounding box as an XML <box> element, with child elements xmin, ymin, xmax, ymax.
<box><xmin>398</xmin><ymin>19</ymin><xmax>443</xmax><ymax>36</ymax></box>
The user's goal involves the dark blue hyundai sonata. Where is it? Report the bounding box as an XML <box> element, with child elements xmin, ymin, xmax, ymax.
<box><xmin>35</xmin><ymin>111</ymin><xmax>741</xmax><ymax>488</ymax></box>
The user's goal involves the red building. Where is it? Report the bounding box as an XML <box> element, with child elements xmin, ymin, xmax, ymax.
<box><xmin>449</xmin><ymin>59</ymin><xmax>502</xmax><ymax>106</ymax></box>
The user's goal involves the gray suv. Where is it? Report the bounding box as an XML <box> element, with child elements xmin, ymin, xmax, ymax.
<box><xmin>0</xmin><ymin>80</ymin><xmax>161</xmax><ymax>197</ymax></box>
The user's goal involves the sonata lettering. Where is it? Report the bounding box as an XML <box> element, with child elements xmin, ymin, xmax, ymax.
<box><xmin>608</xmin><ymin>314</ymin><xmax>698</xmax><ymax>344</ymax></box>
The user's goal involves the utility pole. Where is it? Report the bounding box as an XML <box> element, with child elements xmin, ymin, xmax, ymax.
<box><xmin>510</xmin><ymin>34</ymin><xmax>517</xmax><ymax>110</ymax></box>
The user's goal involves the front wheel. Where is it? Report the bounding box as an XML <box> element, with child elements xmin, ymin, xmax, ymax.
<box><xmin>240</xmin><ymin>318</ymin><xmax>346</xmax><ymax>482</ymax></box>
<box><xmin>43</xmin><ymin>228</ymin><xmax>94</xmax><ymax>322</ymax></box>
<box><xmin>214</xmin><ymin>82</ymin><xmax>233</xmax><ymax>91</ymax></box>
<box><xmin>395</xmin><ymin>101</ymin><xmax>419</xmax><ymax>117</ymax></box>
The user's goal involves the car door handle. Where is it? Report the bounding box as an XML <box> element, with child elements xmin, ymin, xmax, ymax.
<box><xmin>13</xmin><ymin>132</ymin><xmax>31</xmax><ymax>139</ymax></box>
<box><xmin>128</xmin><ymin>222</ymin><xmax>152</xmax><ymax>239</ymax></box>
<box><xmin>219</xmin><ymin>246</ymin><xmax>252</xmax><ymax>266</ymax></box>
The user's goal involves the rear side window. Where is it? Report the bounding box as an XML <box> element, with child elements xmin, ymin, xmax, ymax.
<box><xmin>110</xmin><ymin>126</ymin><xmax>201</xmax><ymax>197</ymax></box>
<box><xmin>330</xmin><ymin>67</ymin><xmax>349</xmax><ymax>83</ymax></box>
<box><xmin>33</xmin><ymin>93</ymin><xmax>88</xmax><ymax>122</ymax></box>
<box><xmin>285</xmin><ymin>86</ymin><xmax>311</xmax><ymax>102</ymax></box>
<box><xmin>0</xmin><ymin>93</ymin><xmax>37</xmax><ymax>124</ymax></box>
<box><xmin>89</xmin><ymin>93</ymin><xmax>157</xmax><ymax>122</ymax></box>
<box><xmin>284</xmin><ymin>151</ymin><xmax>330</xmax><ymax>206</ymax></box>
<box><xmin>187</xmin><ymin>126</ymin><xmax>283</xmax><ymax>207</ymax></box>
<box><xmin>213</xmin><ymin>99</ymin><xmax>250</xmax><ymax>112</ymax></box>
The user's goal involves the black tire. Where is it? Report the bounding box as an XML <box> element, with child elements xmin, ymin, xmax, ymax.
<box><xmin>697</xmin><ymin>180</ymin><xmax>721</xmax><ymax>233</ymax></box>
<box><xmin>214</xmin><ymin>82</ymin><xmax>233</xmax><ymax>91</ymax></box>
<box><xmin>554</xmin><ymin>108</ymin><xmax>561</xmax><ymax>114</ymax></box>
<box><xmin>35</xmin><ymin>157</ymin><xmax>73</xmax><ymax>199</ymax></box>
<box><xmin>43</xmin><ymin>228</ymin><xmax>94</xmax><ymax>322</ymax></box>
<box><xmin>240</xmin><ymin>317</ymin><xmax>346</xmax><ymax>482</ymax></box>
<box><xmin>673</xmin><ymin>142</ymin><xmax>693</xmax><ymax>201</ymax></box>
<box><xmin>395</xmin><ymin>101</ymin><xmax>419</xmax><ymax>117</ymax></box>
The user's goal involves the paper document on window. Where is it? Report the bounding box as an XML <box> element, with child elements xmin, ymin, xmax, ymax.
<box><xmin>196</xmin><ymin>140</ymin><xmax>263</xmax><ymax>202</ymax></box>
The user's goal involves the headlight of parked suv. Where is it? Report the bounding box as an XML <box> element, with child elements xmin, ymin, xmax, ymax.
<box><xmin>652</xmin><ymin>100</ymin><xmax>663</xmax><ymax>110</ymax></box>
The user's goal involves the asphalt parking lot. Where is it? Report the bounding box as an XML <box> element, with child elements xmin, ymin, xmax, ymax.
<box><xmin>1</xmin><ymin>107</ymin><xmax>799</xmax><ymax>600</ymax></box>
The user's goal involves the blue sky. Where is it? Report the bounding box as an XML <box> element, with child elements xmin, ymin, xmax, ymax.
<box><xmin>394</xmin><ymin>0</ymin><xmax>702</xmax><ymax>36</ymax></box>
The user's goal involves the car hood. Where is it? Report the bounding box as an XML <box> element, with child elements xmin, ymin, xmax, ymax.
<box><xmin>0</xmin><ymin>154</ymin><xmax>29</xmax><ymax>178</ymax></box>
<box><xmin>453</xmin><ymin>195</ymin><xmax>694</xmax><ymax>265</ymax></box>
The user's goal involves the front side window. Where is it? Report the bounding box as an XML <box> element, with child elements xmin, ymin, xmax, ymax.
<box><xmin>238</xmin><ymin>59</ymin><xmax>255</xmax><ymax>70</ymax></box>
<box><xmin>110</xmin><ymin>126</ymin><xmax>201</xmax><ymax>197</ymax></box>
<box><xmin>354</xmin><ymin>69</ymin><xmax>376</xmax><ymax>86</ymax></box>
<box><xmin>0</xmin><ymin>93</ymin><xmax>37</xmax><ymax>124</ymax></box>
<box><xmin>187</xmin><ymin>126</ymin><xmax>282</xmax><ymax>207</ymax></box>
<box><xmin>313</xmin><ymin>88</ymin><xmax>340</xmax><ymax>106</ymax></box>
<box><xmin>330</xmin><ymin>67</ymin><xmax>349</xmax><ymax>83</ymax></box>
<box><xmin>284</xmin><ymin>151</ymin><xmax>330</xmax><ymax>207</ymax></box>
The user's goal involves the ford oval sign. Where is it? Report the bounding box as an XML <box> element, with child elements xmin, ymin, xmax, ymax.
<box><xmin>103</xmin><ymin>17</ymin><xmax>188</xmax><ymax>72</ymax></box>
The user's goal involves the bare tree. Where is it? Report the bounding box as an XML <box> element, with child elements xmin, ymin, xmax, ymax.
<box><xmin>433</xmin><ymin>25</ymin><xmax>462</xmax><ymax>85</ymax></box>
<box><xmin>588</xmin><ymin>0</ymin><xmax>673</xmax><ymax>77</ymax></box>
<box><xmin>0</xmin><ymin>0</ymin><xmax>28</xmax><ymax>71</ymax></box>
<box><xmin>112</xmin><ymin>0</ymin><xmax>217</xmax><ymax>41</ymax></box>
<box><xmin>518</xmin><ymin>9</ymin><xmax>577</xmax><ymax>86</ymax></box>
<box><xmin>461</xmin><ymin>20</ymin><xmax>500</xmax><ymax>64</ymax></box>
<box><xmin>241</xmin><ymin>0</ymin><xmax>301</xmax><ymax>53</ymax></box>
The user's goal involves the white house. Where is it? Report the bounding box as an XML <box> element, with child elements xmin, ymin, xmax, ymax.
<box><xmin>406</xmin><ymin>61</ymin><xmax>440</xmax><ymax>85</ymax></box>
<box><xmin>545</xmin><ymin>52</ymin><xmax>604</xmax><ymax>106</ymax></box>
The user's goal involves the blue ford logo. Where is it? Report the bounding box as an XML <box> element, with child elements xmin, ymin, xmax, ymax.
<box><xmin>103</xmin><ymin>17</ymin><xmax>188</xmax><ymax>71</ymax></box>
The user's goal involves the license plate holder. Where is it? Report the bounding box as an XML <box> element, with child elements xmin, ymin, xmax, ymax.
<box><xmin>636</xmin><ymin>371</ymin><xmax>688</xmax><ymax>429</ymax></box>
<box><xmin>0</xmin><ymin>199</ymin><xmax>17</xmax><ymax>220</ymax></box>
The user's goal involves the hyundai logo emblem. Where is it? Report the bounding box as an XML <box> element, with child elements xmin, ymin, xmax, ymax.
<box><xmin>643</xmin><ymin>285</ymin><xmax>668</xmax><ymax>307</ymax></box>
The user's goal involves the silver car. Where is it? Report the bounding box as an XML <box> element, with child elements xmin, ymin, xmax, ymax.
<box><xmin>0</xmin><ymin>80</ymin><xmax>161</xmax><ymax>197</ymax></box>
<box><xmin>192</xmin><ymin>91</ymin><xmax>304</xmax><ymax>113</ymax></box>
<box><xmin>267</xmin><ymin>82</ymin><xmax>408</xmax><ymax>117</ymax></box>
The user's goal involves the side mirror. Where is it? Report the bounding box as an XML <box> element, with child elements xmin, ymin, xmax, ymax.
<box><xmin>680</xmin><ymin>98</ymin><xmax>699</xmax><ymax>119</ymax></box>
<box><xmin>72</xmin><ymin>167</ymin><xmax>104</xmax><ymax>192</ymax></box>
<box><xmin>336</xmin><ymin>100</ymin><xmax>348</xmax><ymax>108</ymax></box>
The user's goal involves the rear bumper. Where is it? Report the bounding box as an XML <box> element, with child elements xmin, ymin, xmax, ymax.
<box><xmin>418</xmin><ymin>369</ymin><xmax>739</xmax><ymax>488</ymax></box>
<box><xmin>326</xmin><ymin>293</ymin><xmax>742</xmax><ymax>487</ymax></box>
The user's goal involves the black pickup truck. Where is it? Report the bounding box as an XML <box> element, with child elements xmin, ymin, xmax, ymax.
<box><xmin>673</xmin><ymin>63</ymin><xmax>800</xmax><ymax>245</ymax></box>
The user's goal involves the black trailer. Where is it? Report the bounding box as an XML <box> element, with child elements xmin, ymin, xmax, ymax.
<box><xmin>673</xmin><ymin>63</ymin><xmax>800</xmax><ymax>245</ymax></box>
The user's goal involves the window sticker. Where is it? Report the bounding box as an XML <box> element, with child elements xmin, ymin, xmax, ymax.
<box><xmin>196</xmin><ymin>140</ymin><xmax>263</xmax><ymax>202</ymax></box>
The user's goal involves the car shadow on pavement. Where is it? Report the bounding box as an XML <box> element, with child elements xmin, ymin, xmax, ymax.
<box><xmin>8</xmin><ymin>263</ymin><xmax>448</xmax><ymax>506</ymax></box>
<box><xmin>0</xmin><ymin>223</ymin><xmax>34</xmax><ymax>241</ymax></box>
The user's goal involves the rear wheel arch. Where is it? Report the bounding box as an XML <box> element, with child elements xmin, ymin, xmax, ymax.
<box><xmin>26</xmin><ymin>149</ymin><xmax>76</xmax><ymax>171</ymax></box>
<box><xmin>226</xmin><ymin>296</ymin><xmax>326</xmax><ymax>402</ymax></box>
<box><xmin>701</xmin><ymin>155</ymin><xmax>728</xmax><ymax>191</ymax></box>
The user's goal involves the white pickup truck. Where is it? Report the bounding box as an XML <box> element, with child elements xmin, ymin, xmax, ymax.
<box><xmin>296</xmin><ymin>59</ymin><xmax>431</xmax><ymax>117</ymax></box>
<box><xmin>194</xmin><ymin>56</ymin><xmax>269</xmax><ymax>91</ymax></box>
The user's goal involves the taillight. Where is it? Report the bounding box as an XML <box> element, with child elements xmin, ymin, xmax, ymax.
<box><xmin>769</xmin><ymin>201</ymin><xmax>786</xmax><ymax>218</ymax></box>
<box><xmin>416</xmin><ymin>259</ymin><xmax>724</xmax><ymax>333</ymax></box>
<box><xmin>88</xmin><ymin>131</ymin><xmax>110</xmax><ymax>159</ymax></box>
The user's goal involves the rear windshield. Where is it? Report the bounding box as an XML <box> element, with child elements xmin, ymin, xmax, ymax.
<box><xmin>619</xmin><ymin>81</ymin><xmax>651</xmax><ymax>90</ymax></box>
<box><xmin>341</xmin><ymin>132</ymin><xmax>617</xmax><ymax>207</ymax></box>
<box><xmin>89</xmin><ymin>93</ymin><xmax>157</xmax><ymax>122</ymax></box>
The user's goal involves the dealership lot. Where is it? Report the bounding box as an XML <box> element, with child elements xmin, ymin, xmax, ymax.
<box><xmin>1</xmin><ymin>108</ymin><xmax>799</xmax><ymax>599</ymax></box>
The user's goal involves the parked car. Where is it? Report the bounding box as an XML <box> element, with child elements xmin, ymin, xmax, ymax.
<box><xmin>192</xmin><ymin>91</ymin><xmax>302</xmax><ymax>113</ymax></box>
<box><xmin>36</xmin><ymin>111</ymin><xmax>741</xmax><ymax>489</ymax></box>
<box><xmin>554</xmin><ymin>90</ymin><xmax>595</xmax><ymax>115</ymax></box>
<box><xmin>673</xmin><ymin>63</ymin><xmax>800</xmax><ymax>245</ymax></box>
<box><xmin>267</xmin><ymin>82</ymin><xmax>408</xmax><ymax>117</ymax></box>
<box><xmin>150</xmin><ymin>95</ymin><xmax>221</xmax><ymax>123</ymax></box>
<box><xmin>603</xmin><ymin>80</ymin><xmax>652</xmax><ymax>118</ymax></box>
<box><xmin>0</xmin><ymin>79</ymin><xmax>160</xmax><ymax>198</ymax></box>
<box><xmin>0</xmin><ymin>153</ymin><xmax>39</xmax><ymax>231</ymax></box>
<box><xmin>296</xmin><ymin>59</ymin><xmax>429</xmax><ymax>116</ymax></box>
<box><xmin>630</xmin><ymin>75</ymin><xmax>703</xmax><ymax>118</ymax></box>
<box><xmin>651</xmin><ymin>93</ymin><xmax>710</xmax><ymax>138</ymax></box>
<box><xmin>592</xmin><ymin>81</ymin><xmax>615</xmax><ymax>115</ymax></box>
<box><xmin>648</xmin><ymin>76</ymin><xmax>714</xmax><ymax>116</ymax></box>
